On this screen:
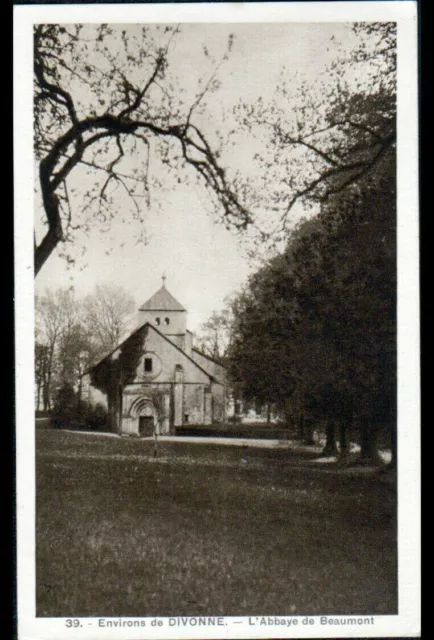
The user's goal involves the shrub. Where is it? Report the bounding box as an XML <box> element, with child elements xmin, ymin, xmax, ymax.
<box><xmin>86</xmin><ymin>403</ymin><xmax>108</xmax><ymax>431</ymax></box>
<box><xmin>51</xmin><ymin>384</ymin><xmax>80</xmax><ymax>428</ymax></box>
<box><xmin>227</xmin><ymin>415</ymin><xmax>242</xmax><ymax>424</ymax></box>
<box><xmin>51</xmin><ymin>385</ymin><xmax>108</xmax><ymax>431</ymax></box>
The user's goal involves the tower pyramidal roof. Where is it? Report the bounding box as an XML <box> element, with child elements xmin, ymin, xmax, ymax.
<box><xmin>139</xmin><ymin>278</ymin><xmax>186</xmax><ymax>312</ymax></box>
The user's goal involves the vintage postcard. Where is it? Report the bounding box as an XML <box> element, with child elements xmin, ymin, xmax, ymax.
<box><xmin>14</xmin><ymin>1</ymin><xmax>420</xmax><ymax>638</ymax></box>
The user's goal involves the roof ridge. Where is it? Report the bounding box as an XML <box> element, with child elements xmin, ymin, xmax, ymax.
<box><xmin>149</xmin><ymin>324</ymin><xmax>219</xmax><ymax>383</ymax></box>
<box><xmin>85</xmin><ymin>322</ymin><xmax>220</xmax><ymax>384</ymax></box>
<box><xmin>139</xmin><ymin>285</ymin><xmax>186</xmax><ymax>312</ymax></box>
<box><xmin>192</xmin><ymin>346</ymin><xmax>226</xmax><ymax>367</ymax></box>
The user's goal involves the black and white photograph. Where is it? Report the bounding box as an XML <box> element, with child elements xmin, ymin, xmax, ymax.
<box><xmin>14</xmin><ymin>2</ymin><xmax>420</xmax><ymax>638</ymax></box>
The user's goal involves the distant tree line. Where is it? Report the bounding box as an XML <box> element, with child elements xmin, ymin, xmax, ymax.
<box><xmin>35</xmin><ymin>283</ymin><xmax>136</xmax><ymax>414</ymax></box>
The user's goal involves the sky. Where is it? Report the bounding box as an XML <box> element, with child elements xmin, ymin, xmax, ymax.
<box><xmin>34</xmin><ymin>22</ymin><xmax>356</xmax><ymax>333</ymax></box>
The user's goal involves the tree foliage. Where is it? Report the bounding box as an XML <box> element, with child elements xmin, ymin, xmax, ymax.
<box><xmin>227</xmin><ymin>264</ymin><xmax>297</xmax><ymax>409</ymax></box>
<box><xmin>227</xmin><ymin>76</ymin><xmax>396</xmax><ymax>461</ymax></box>
<box><xmin>34</xmin><ymin>24</ymin><xmax>249</xmax><ymax>275</ymax></box>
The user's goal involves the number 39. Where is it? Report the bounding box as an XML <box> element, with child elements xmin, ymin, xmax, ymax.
<box><xmin>65</xmin><ymin>619</ymin><xmax>81</xmax><ymax>627</ymax></box>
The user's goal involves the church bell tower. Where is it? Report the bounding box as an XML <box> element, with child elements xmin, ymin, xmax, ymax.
<box><xmin>138</xmin><ymin>276</ymin><xmax>187</xmax><ymax>349</ymax></box>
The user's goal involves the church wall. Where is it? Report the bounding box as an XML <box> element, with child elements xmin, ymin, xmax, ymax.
<box><xmin>183</xmin><ymin>384</ymin><xmax>206</xmax><ymax>425</ymax></box>
<box><xmin>189</xmin><ymin>350</ymin><xmax>227</xmax><ymax>423</ymax></box>
<box><xmin>132</xmin><ymin>327</ymin><xmax>210</xmax><ymax>385</ymax></box>
<box><xmin>211</xmin><ymin>381</ymin><xmax>226</xmax><ymax>423</ymax></box>
<box><xmin>173</xmin><ymin>365</ymin><xmax>184</xmax><ymax>426</ymax></box>
<box><xmin>137</xmin><ymin>309</ymin><xmax>187</xmax><ymax>336</ymax></box>
<box><xmin>165</xmin><ymin>334</ymin><xmax>184</xmax><ymax>350</ymax></box>
<box><xmin>204</xmin><ymin>389</ymin><xmax>212</xmax><ymax>425</ymax></box>
<box><xmin>184</xmin><ymin>331</ymin><xmax>193</xmax><ymax>357</ymax></box>
<box><xmin>191</xmin><ymin>349</ymin><xmax>227</xmax><ymax>384</ymax></box>
<box><xmin>122</xmin><ymin>382</ymin><xmax>173</xmax><ymax>435</ymax></box>
<box><xmin>120</xmin><ymin>381</ymin><xmax>213</xmax><ymax>431</ymax></box>
<box><xmin>169</xmin><ymin>331</ymin><xmax>192</xmax><ymax>354</ymax></box>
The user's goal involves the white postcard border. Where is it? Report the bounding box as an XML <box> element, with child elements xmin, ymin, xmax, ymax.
<box><xmin>15</xmin><ymin>2</ymin><xmax>420</xmax><ymax>639</ymax></box>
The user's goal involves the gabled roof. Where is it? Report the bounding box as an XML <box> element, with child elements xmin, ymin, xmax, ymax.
<box><xmin>139</xmin><ymin>285</ymin><xmax>185</xmax><ymax>312</ymax></box>
<box><xmin>151</xmin><ymin>324</ymin><xmax>219</xmax><ymax>382</ymax></box>
<box><xmin>85</xmin><ymin>322</ymin><xmax>220</xmax><ymax>384</ymax></box>
<box><xmin>192</xmin><ymin>347</ymin><xmax>226</xmax><ymax>368</ymax></box>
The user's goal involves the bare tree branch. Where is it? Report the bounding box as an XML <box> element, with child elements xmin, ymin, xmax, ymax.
<box><xmin>279</xmin><ymin>131</ymin><xmax>395</xmax><ymax>230</ymax></box>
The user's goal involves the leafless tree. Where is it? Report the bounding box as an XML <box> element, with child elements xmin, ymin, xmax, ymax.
<box><xmin>233</xmin><ymin>22</ymin><xmax>396</xmax><ymax>243</ymax></box>
<box><xmin>35</xmin><ymin>287</ymin><xmax>77</xmax><ymax>408</ymax></box>
<box><xmin>195</xmin><ymin>308</ymin><xmax>232</xmax><ymax>361</ymax></box>
<box><xmin>34</xmin><ymin>24</ymin><xmax>249</xmax><ymax>275</ymax></box>
<box><xmin>83</xmin><ymin>283</ymin><xmax>136</xmax><ymax>356</ymax></box>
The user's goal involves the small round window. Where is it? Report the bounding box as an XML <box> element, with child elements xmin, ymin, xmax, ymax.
<box><xmin>164</xmin><ymin>317</ymin><xmax>170</xmax><ymax>325</ymax></box>
<box><xmin>155</xmin><ymin>317</ymin><xmax>161</xmax><ymax>326</ymax></box>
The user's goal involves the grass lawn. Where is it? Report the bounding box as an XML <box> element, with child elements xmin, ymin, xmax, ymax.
<box><xmin>36</xmin><ymin>429</ymin><xmax>397</xmax><ymax>617</ymax></box>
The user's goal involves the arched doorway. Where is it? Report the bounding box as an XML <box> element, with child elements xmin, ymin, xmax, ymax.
<box><xmin>129</xmin><ymin>396</ymin><xmax>160</xmax><ymax>437</ymax></box>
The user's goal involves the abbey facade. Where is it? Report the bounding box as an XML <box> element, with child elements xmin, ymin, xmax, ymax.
<box><xmin>83</xmin><ymin>280</ymin><xmax>227</xmax><ymax>436</ymax></box>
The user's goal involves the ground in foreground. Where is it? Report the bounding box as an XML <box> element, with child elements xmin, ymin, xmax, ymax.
<box><xmin>36</xmin><ymin>430</ymin><xmax>397</xmax><ymax>617</ymax></box>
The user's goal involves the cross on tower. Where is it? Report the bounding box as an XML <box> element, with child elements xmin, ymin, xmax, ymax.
<box><xmin>162</xmin><ymin>274</ymin><xmax>166</xmax><ymax>287</ymax></box>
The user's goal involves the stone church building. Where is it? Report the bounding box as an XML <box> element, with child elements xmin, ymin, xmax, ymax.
<box><xmin>83</xmin><ymin>279</ymin><xmax>227</xmax><ymax>436</ymax></box>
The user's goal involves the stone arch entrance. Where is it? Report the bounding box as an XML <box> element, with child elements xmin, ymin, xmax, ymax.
<box><xmin>129</xmin><ymin>396</ymin><xmax>160</xmax><ymax>437</ymax></box>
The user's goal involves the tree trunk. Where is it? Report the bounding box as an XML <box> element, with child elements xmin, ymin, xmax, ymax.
<box><xmin>297</xmin><ymin>413</ymin><xmax>304</xmax><ymax>441</ymax></box>
<box><xmin>107</xmin><ymin>394</ymin><xmax>119</xmax><ymax>434</ymax></box>
<box><xmin>77</xmin><ymin>377</ymin><xmax>83</xmax><ymax>406</ymax></box>
<box><xmin>34</xmin><ymin>195</ymin><xmax>64</xmax><ymax>277</ymax></box>
<box><xmin>322</xmin><ymin>419</ymin><xmax>338</xmax><ymax>456</ymax></box>
<box><xmin>266</xmin><ymin>402</ymin><xmax>271</xmax><ymax>425</ymax></box>
<box><xmin>233</xmin><ymin>388</ymin><xmax>239</xmax><ymax>418</ymax></box>
<box><xmin>360</xmin><ymin>420</ymin><xmax>379</xmax><ymax>461</ymax></box>
<box><xmin>36</xmin><ymin>384</ymin><xmax>41</xmax><ymax>412</ymax></box>
<box><xmin>339</xmin><ymin>420</ymin><xmax>349</xmax><ymax>456</ymax></box>
<box><xmin>43</xmin><ymin>383</ymin><xmax>50</xmax><ymax>412</ymax></box>
<box><xmin>303</xmin><ymin>417</ymin><xmax>315</xmax><ymax>445</ymax></box>
<box><xmin>42</xmin><ymin>355</ymin><xmax>50</xmax><ymax>412</ymax></box>
<box><xmin>118</xmin><ymin>386</ymin><xmax>123</xmax><ymax>434</ymax></box>
<box><xmin>44</xmin><ymin>353</ymin><xmax>54</xmax><ymax>412</ymax></box>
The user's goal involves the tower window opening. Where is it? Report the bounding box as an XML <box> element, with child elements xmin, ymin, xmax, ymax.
<box><xmin>155</xmin><ymin>317</ymin><xmax>161</xmax><ymax>326</ymax></box>
<box><xmin>164</xmin><ymin>317</ymin><xmax>170</xmax><ymax>325</ymax></box>
<box><xmin>144</xmin><ymin>357</ymin><xmax>153</xmax><ymax>373</ymax></box>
